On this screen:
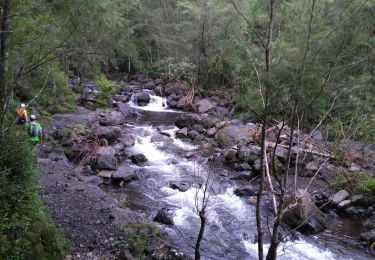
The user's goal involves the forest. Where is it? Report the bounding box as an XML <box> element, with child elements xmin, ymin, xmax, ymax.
<box><xmin>0</xmin><ymin>0</ymin><xmax>374</xmax><ymax>259</ymax></box>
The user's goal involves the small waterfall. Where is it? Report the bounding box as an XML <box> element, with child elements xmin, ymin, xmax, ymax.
<box><xmin>129</xmin><ymin>91</ymin><xmax>181</xmax><ymax>113</ymax></box>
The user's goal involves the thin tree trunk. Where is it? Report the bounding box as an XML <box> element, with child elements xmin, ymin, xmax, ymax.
<box><xmin>195</xmin><ymin>211</ymin><xmax>206</xmax><ymax>260</ymax></box>
<box><xmin>0</xmin><ymin>0</ymin><xmax>12</xmax><ymax>133</ymax></box>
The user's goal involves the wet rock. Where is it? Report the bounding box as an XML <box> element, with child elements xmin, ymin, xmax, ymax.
<box><xmin>252</xmin><ymin>159</ymin><xmax>262</xmax><ymax>173</ymax></box>
<box><xmin>234</xmin><ymin>163</ymin><xmax>252</xmax><ymax>171</ymax></box>
<box><xmin>154</xmin><ymin>208</ymin><xmax>174</xmax><ymax>226</ymax></box>
<box><xmin>166</xmin><ymin>158</ymin><xmax>179</xmax><ymax>165</ymax></box>
<box><xmin>131</xmin><ymin>154</ymin><xmax>148</xmax><ymax>164</ymax></box>
<box><xmin>97</xmin><ymin>155</ymin><xmax>118</xmax><ymax>170</ymax></box>
<box><xmin>111</xmin><ymin>166</ymin><xmax>138</xmax><ymax>185</ymax></box>
<box><xmin>119</xmin><ymin>134</ymin><xmax>136</xmax><ymax>147</ymax></box>
<box><xmin>99</xmin><ymin>111</ymin><xmax>125</xmax><ymax>126</ymax></box>
<box><xmin>206</xmin><ymin>127</ymin><xmax>217</xmax><ymax>137</ymax></box>
<box><xmin>175</xmin><ymin>114</ymin><xmax>202</xmax><ymax>128</ymax></box>
<box><xmin>234</xmin><ymin>186</ymin><xmax>256</xmax><ymax>197</ymax></box>
<box><xmin>176</xmin><ymin>127</ymin><xmax>188</xmax><ymax>138</ymax></box>
<box><xmin>170</xmin><ymin>181</ymin><xmax>190</xmax><ymax>192</ymax></box>
<box><xmin>195</xmin><ymin>98</ymin><xmax>216</xmax><ymax>113</ymax></box>
<box><xmin>94</xmin><ymin>126</ymin><xmax>121</xmax><ymax>141</ymax></box>
<box><xmin>331</xmin><ymin>190</ymin><xmax>350</xmax><ymax>205</ymax></box>
<box><xmin>97</xmin><ymin>170</ymin><xmax>114</xmax><ymax>178</ymax></box>
<box><xmin>151</xmin><ymin>134</ymin><xmax>172</xmax><ymax>143</ymax></box>
<box><xmin>282</xmin><ymin>189</ymin><xmax>327</xmax><ymax>234</ymax></box>
<box><xmin>135</xmin><ymin>92</ymin><xmax>150</xmax><ymax>105</ymax></box>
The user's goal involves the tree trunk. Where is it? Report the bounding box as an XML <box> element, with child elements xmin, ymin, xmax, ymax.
<box><xmin>0</xmin><ymin>0</ymin><xmax>12</xmax><ymax>132</ymax></box>
<box><xmin>195</xmin><ymin>211</ymin><xmax>206</xmax><ymax>260</ymax></box>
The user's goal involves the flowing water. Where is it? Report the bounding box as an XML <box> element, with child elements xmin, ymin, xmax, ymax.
<box><xmin>110</xmin><ymin>91</ymin><xmax>373</xmax><ymax>259</ymax></box>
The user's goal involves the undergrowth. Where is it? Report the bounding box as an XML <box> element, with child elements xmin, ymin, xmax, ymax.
<box><xmin>0</xmin><ymin>128</ymin><xmax>68</xmax><ymax>259</ymax></box>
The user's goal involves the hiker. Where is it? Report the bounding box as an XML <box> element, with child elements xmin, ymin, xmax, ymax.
<box><xmin>15</xmin><ymin>103</ymin><xmax>28</xmax><ymax>125</ymax></box>
<box><xmin>25</xmin><ymin>115</ymin><xmax>42</xmax><ymax>144</ymax></box>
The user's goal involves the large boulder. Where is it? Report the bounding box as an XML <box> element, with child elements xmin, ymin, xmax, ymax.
<box><xmin>135</xmin><ymin>92</ymin><xmax>150</xmax><ymax>105</ymax></box>
<box><xmin>170</xmin><ymin>181</ymin><xmax>190</xmax><ymax>192</ymax></box>
<box><xmin>119</xmin><ymin>134</ymin><xmax>136</xmax><ymax>147</ymax></box>
<box><xmin>216</xmin><ymin>124</ymin><xmax>253</xmax><ymax>146</ymax></box>
<box><xmin>96</xmin><ymin>154</ymin><xmax>118</xmax><ymax>170</ymax></box>
<box><xmin>111</xmin><ymin>165</ymin><xmax>139</xmax><ymax>185</ymax></box>
<box><xmin>96</xmin><ymin>146</ymin><xmax>116</xmax><ymax>156</ymax></box>
<box><xmin>81</xmin><ymin>86</ymin><xmax>100</xmax><ymax>102</ymax></box>
<box><xmin>99</xmin><ymin>111</ymin><xmax>125</xmax><ymax>126</ymax></box>
<box><xmin>131</xmin><ymin>154</ymin><xmax>148</xmax><ymax>164</ymax></box>
<box><xmin>195</xmin><ymin>98</ymin><xmax>216</xmax><ymax>113</ymax></box>
<box><xmin>151</xmin><ymin>134</ymin><xmax>172</xmax><ymax>143</ymax></box>
<box><xmin>153</xmin><ymin>208</ymin><xmax>174</xmax><ymax>226</ymax></box>
<box><xmin>93</xmin><ymin>126</ymin><xmax>121</xmax><ymax>141</ymax></box>
<box><xmin>282</xmin><ymin>189</ymin><xmax>327</xmax><ymax>234</ymax></box>
<box><xmin>175</xmin><ymin>114</ymin><xmax>202</xmax><ymax>128</ymax></box>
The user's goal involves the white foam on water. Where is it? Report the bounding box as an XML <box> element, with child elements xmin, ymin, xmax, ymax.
<box><xmin>163</xmin><ymin>127</ymin><xmax>199</xmax><ymax>150</ymax></box>
<box><xmin>129</xmin><ymin>92</ymin><xmax>182</xmax><ymax>113</ymax></box>
<box><xmin>244</xmin><ymin>239</ymin><xmax>340</xmax><ymax>260</ymax></box>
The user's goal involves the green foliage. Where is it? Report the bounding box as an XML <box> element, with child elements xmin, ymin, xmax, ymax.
<box><xmin>120</xmin><ymin>221</ymin><xmax>162</xmax><ymax>259</ymax></box>
<box><xmin>333</xmin><ymin>172</ymin><xmax>375</xmax><ymax>196</ymax></box>
<box><xmin>0</xmin><ymin>128</ymin><xmax>68</xmax><ymax>259</ymax></box>
<box><xmin>94</xmin><ymin>74</ymin><xmax>117</xmax><ymax>107</ymax></box>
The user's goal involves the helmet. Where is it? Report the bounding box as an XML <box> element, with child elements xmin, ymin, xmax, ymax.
<box><xmin>30</xmin><ymin>115</ymin><xmax>36</xmax><ymax>120</ymax></box>
<box><xmin>20</xmin><ymin>103</ymin><xmax>26</xmax><ymax>108</ymax></box>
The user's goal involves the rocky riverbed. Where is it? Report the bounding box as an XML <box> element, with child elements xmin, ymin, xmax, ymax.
<box><xmin>37</xmin><ymin>75</ymin><xmax>375</xmax><ymax>259</ymax></box>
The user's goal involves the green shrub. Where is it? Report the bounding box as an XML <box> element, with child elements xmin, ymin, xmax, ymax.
<box><xmin>94</xmin><ymin>74</ymin><xmax>117</xmax><ymax>107</ymax></box>
<box><xmin>0</xmin><ymin>128</ymin><xmax>68</xmax><ymax>259</ymax></box>
<box><xmin>333</xmin><ymin>172</ymin><xmax>375</xmax><ymax>196</ymax></box>
<box><xmin>120</xmin><ymin>221</ymin><xmax>161</xmax><ymax>259</ymax></box>
<box><xmin>354</xmin><ymin>177</ymin><xmax>375</xmax><ymax>195</ymax></box>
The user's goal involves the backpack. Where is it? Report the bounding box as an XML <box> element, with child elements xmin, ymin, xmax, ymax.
<box><xmin>28</xmin><ymin>122</ymin><xmax>39</xmax><ymax>137</ymax></box>
<box><xmin>16</xmin><ymin>108</ymin><xmax>25</xmax><ymax>119</ymax></box>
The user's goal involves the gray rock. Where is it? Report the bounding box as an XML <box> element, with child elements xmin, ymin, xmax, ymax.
<box><xmin>192</xmin><ymin>124</ymin><xmax>205</xmax><ymax>134</ymax></box>
<box><xmin>96</xmin><ymin>154</ymin><xmax>118</xmax><ymax>170</ymax></box>
<box><xmin>176</xmin><ymin>127</ymin><xmax>188</xmax><ymax>138</ymax></box>
<box><xmin>331</xmin><ymin>190</ymin><xmax>350</xmax><ymax>205</ymax></box>
<box><xmin>99</xmin><ymin>111</ymin><xmax>125</xmax><ymax>126</ymax></box>
<box><xmin>216</xmin><ymin>125</ymin><xmax>253</xmax><ymax>146</ymax></box>
<box><xmin>81</xmin><ymin>176</ymin><xmax>103</xmax><ymax>186</ymax></box>
<box><xmin>113</xmin><ymin>94</ymin><xmax>130</xmax><ymax>103</ymax></box>
<box><xmin>237</xmin><ymin>145</ymin><xmax>261</xmax><ymax>162</ymax></box>
<box><xmin>234</xmin><ymin>163</ymin><xmax>252</xmax><ymax>171</ymax></box>
<box><xmin>195</xmin><ymin>98</ymin><xmax>216</xmax><ymax>113</ymax></box>
<box><xmin>223</xmin><ymin>148</ymin><xmax>237</xmax><ymax>162</ymax></box>
<box><xmin>252</xmin><ymin>159</ymin><xmax>262</xmax><ymax>173</ymax></box>
<box><xmin>202</xmin><ymin>143</ymin><xmax>215</xmax><ymax>156</ymax></box>
<box><xmin>144</xmin><ymin>81</ymin><xmax>156</xmax><ymax>89</ymax></box>
<box><xmin>151</xmin><ymin>134</ymin><xmax>172</xmax><ymax>143</ymax></box>
<box><xmin>135</xmin><ymin>92</ymin><xmax>150</xmax><ymax>104</ymax></box>
<box><xmin>360</xmin><ymin>230</ymin><xmax>375</xmax><ymax>245</ymax></box>
<box><xmin>120</xmin><ymin>134</ymin><xmax>135</xmax><ymax>147</ymax></box>
<box><xmin>234</xmin><ymin>186</ymin><xmax>256</xmax><ymax>197</ymax></box>
<box><xmin>230</xmin><ymin>171</ymin><xmax>253</xmax><ymax>181</ymax></box>
<box><xmin>175</xmin><ymin>114</ymin><xmax>202</xmax><ymax>128</ymax></box>
<box><xmin>81</xmin><ymin>86</ymin><xmax>100</xmax><ymax>102</ymax></box>
<box><xmin>188</xmin><ymin>130</ymin><xmax>201</xmax><ymax>140</ymax></box>
<box><xmin>131</xmin><ymin>154</ymin><xmax>148</xmax><ymax>164</ymax></box>
<box><xmin>113</xmin><ymin>142</ymin><xmax>125</xmax><ymax>155</ymax></box>
<box><xmin>206</xmin><ymin>127</ymin><xmax>217</xmax><ymax>137</ymax></box>
<box><xmin>96</xmin><ymin>146</ymin><xmax>116</xmax><ymax>156</ymax></box>
<box><xmin>94</xmin><ymin>126</ymin><xmax>121</xmax><ymax>140</ymax></box>
<box><xmin>283</xmin><ymin>189</ymin><xmax>327</xmax><ymax>234</ymax></box>
<box><xmin>170</xmin><ymin>181</ymin><xmax>190</xmax><ymax>192</ymax></box>
<box><xmin>338</xmin><ymin>199</ymin><xmax>351</xmax><ymax>208</ymax></box>
<box><xmin>154</xmin><ymin>208</ymin><xmax>174</xmax><ymax>226</ymax></box>
<box><xmin>111</xmin><ymin>166</ymin><xmax>138</xmax><ymax>184</ymax></box>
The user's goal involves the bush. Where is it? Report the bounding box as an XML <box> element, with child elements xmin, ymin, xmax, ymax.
<box><xmin>94</xmin><ymin>74</ymin><xmax>117</xmax><ymax>107</ymax></box>
<box><xmin>0</xmin><ymin>128</ymin><xmax>68</xmax><ymax>259</ymax></box>
<box><xmin>120</xmin><ymin>221</ymin><xmax>161</xmax><ymax>259</ymax></box>
<box><xmin>333</xmin><ymin>172</ymin><xmax>375</xmax><ymax>196</ymax></box>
